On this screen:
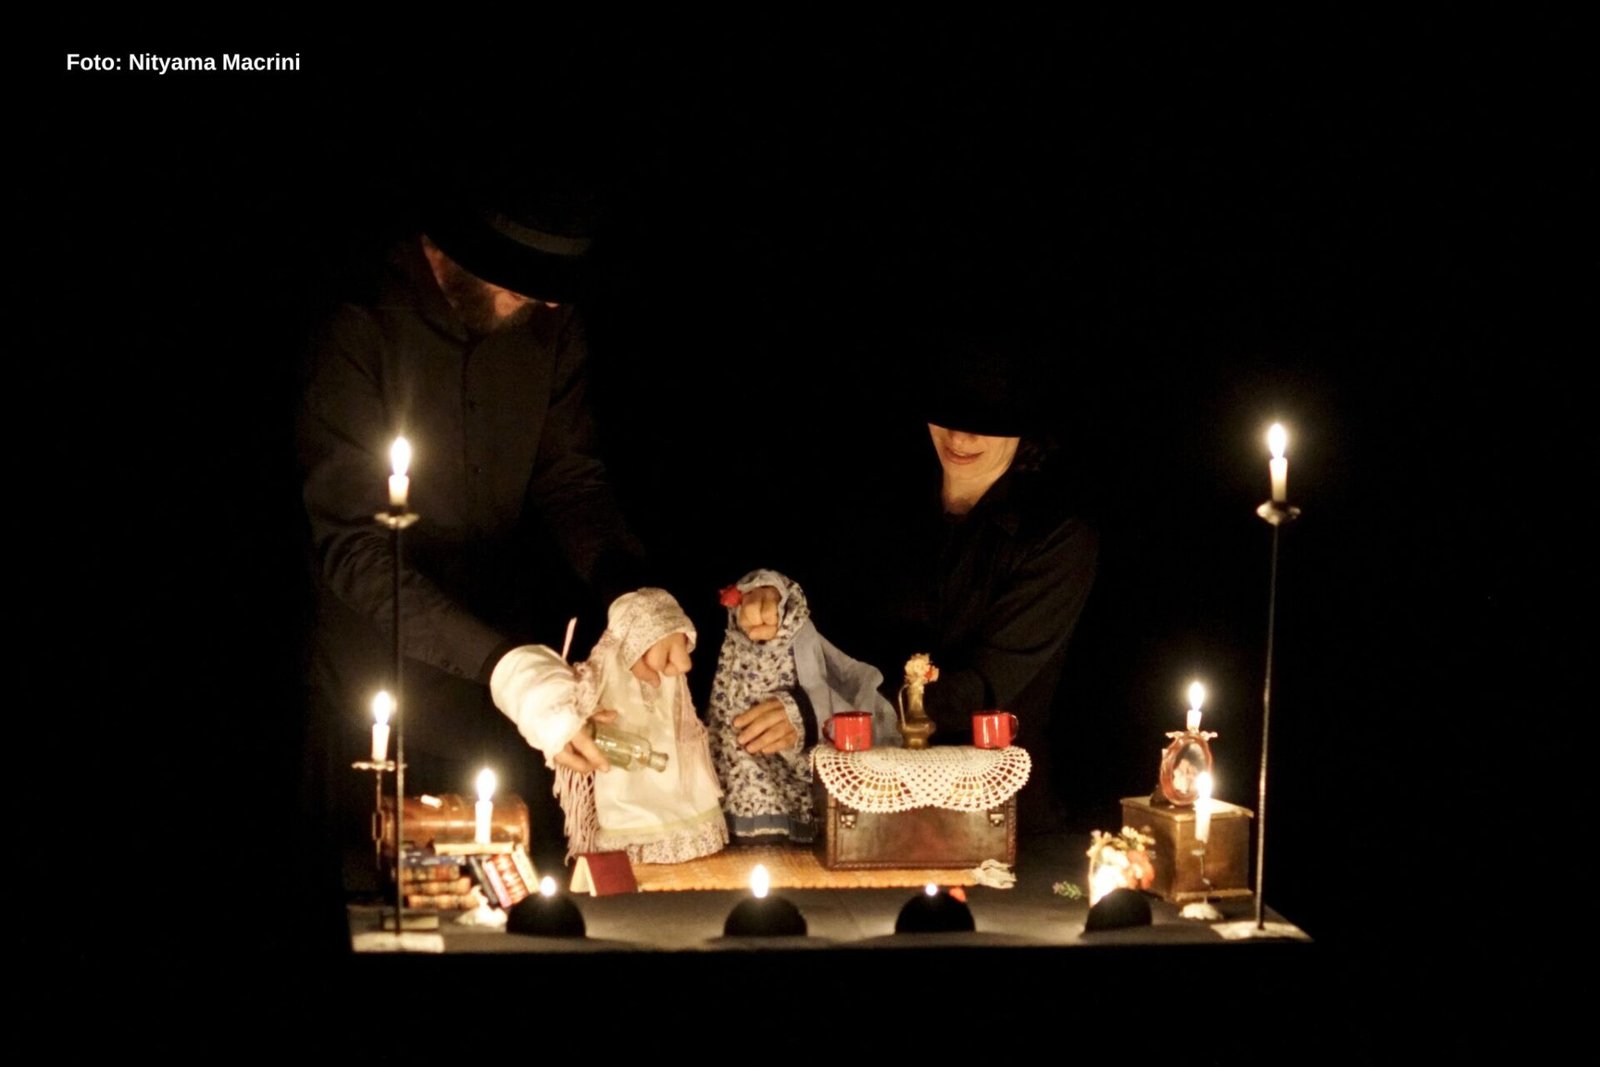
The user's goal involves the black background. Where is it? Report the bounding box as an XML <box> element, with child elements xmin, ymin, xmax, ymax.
<box><xmin>38</xmin><ymin>17</ymin><xmax>1578</xmax><ymax>1028</ymax></box>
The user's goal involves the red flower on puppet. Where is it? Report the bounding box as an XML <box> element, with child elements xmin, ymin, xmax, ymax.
<box><xmin>718</xmin><ymin>585</ymin><xmax>744</xmax><ymax>608</ymax></box>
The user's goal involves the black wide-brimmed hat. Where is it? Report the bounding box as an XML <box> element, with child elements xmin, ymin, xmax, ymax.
<box><xmin>411</xmin><ymin>112</ymin><xmax>603</xmax><ymax>305</ymax></box>
<box><xmin>913</xmin><ymin>331</ymin><xmax>1054</xmax><ymax>438</ymax></box>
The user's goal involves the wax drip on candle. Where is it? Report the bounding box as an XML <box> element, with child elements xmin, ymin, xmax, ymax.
<box><xmin>1268</xmin><ymin>423</ymin><xmax>1288</xmax><ymax>504</ymax></box>
<box><xmin>371</xmin><ymin>691</ymin><xmax>393</xmax><ymax>762</ymax></box>
<box><xmin>1186</xmin><ymin>680</ymin><xmax>1206</xmax><ymax>733</ymax></box>
<box><xmin>475</xmin><ymin>768</ymin><xmax>496</xmax><ymax>845</ymax></box>
<box><xmin>389</xmin><ymin>436</ymin><xmax>412</xmax><ymax>509</ymax></box>
<box><xmin>1195</xmin><ymin>771</ymin><xmax>1214</xmax><ymax>844</ymax></box>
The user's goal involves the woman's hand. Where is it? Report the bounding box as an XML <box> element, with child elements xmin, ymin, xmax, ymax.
<box><xmin>553</xmin><ymin>708</ymin><xmax>618</xmax><ymax>774</ymax></box>
<box><xmin>734</xmin><ymin>699</ymin><xmax>799</xmax><ymax>755</ymax></box>
<box><xmin>736</xmin><ymin>586</ymin><xmax>782</xmax><ymax>641</ymax></box>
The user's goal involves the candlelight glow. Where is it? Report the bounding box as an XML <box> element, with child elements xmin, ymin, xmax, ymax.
<box><xmin>750</xmin><ymin>864</ymin><xmax>771</xmax><ymax>899</ymax></box>
<box><xmin>540</xmin><ymin>876</ymin><xmax>557</xmax><ymax>898</ymax></box>
<box><xmin>475</xmin><ymin>768</ymin><xmax>497</xmax><ymax>803</ymax></box>
<box><xmin>1268</xmin><ymin>423</ymin><xmax>1287</xmax><ymax>459</ymax></box>
<box><xmin>1090</xmin><ymin>863</ymin><xmax>1123</xmax><ymax>906</ymax></box>
<box><xmin>371</xmin><ymin>691</ymin><xmax>393</xmax><ymax>725</ymax></box>
<box><xmin>924</xmin><ymin>883</ymin><xmax>938</xmax><ymax>897</ymax></box>
<box><xmin>390</xmin><ymin>436</ymin><xmax>412</xmax><ymax>477</ymax></box>
<box><xmin>1187</xmin><ymin>681</ymin><xmax>1206</xmax><ymax>713</ymax></box>
<box><xmin>1198</xmin><ymin>771</ymin><xmax>1213</xmax><ymax>801</ymax></box>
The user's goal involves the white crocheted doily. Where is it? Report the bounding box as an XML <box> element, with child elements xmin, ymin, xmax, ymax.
<box><xmin>810</xmin><ymin>746</ymin><xmax>1031</xmax><ymax>813</ymax></box>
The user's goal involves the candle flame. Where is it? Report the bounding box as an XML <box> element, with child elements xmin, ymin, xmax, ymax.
<box><xmin>371</xmin><ymin>690</ymin><xmax>393</xmax><ymax>725</ymax></box>
<box><xmin>390</xmin><ymin>436</ymin><xmax>412</xmax><ymax>477</ymax></box>
<box><xmin>1198</xmin><ymin>771</ymin><xmax>1213</xmax><ymax>800</ymax></box>
<box><xmin>1268</xmin><ymin>423</ymin><xmax>1287</xmax><ymax>460</ymax></box>
<box><xmin>1187</xmin><ymin>681</ymin><xmax>1206</xmax><ymax>713</ymax></box>
<box><xmin>540</xmin><ymin>876</ymin><xmax>557</xmax><ymax>898</ymax></box>
<box><xmin>924</xmin><ymin>883</ymin><xmax>939</xmax><ymax>897</ymax></box>
<box><xmin>475</xmin><ymin>767</ymin><xmax>497</xmax><ymax>803</ymax></box>
<box><xmin>750</xmin><ymin>864</ymin><xmax>770</xmax><ymax>899</ymax></box>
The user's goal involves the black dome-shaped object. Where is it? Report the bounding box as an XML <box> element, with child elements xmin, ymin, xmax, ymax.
<box><xmin>1084</xmin><ymin>888</ymin><xmax>1152</xmax><ymax>932</ymax></box>
<box><xmin>895</xmin><ymin>889</ymin><xmax>976</xmax><ymax>934</ymax></box>
<box><xmin>506</xmin><ymin>893</ymin><xmax>587</xmax><ymax>938</ymax></box>
<box><xmin>723</xmin><ymin>896</ymin><xmax>808</xmax><ymax>937</ymax></box>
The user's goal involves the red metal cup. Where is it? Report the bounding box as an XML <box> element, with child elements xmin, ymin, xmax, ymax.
<box><xmin>972</xmin><ymin>710</ymin><xmax>1020</xmax><ymax>749</ymax></box>
<box><xmin>823</xmin><ymin>711</ymin><xmax>874</xmax><ymax>752</ymax></box>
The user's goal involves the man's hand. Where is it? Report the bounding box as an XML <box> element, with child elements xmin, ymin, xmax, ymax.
<box><xmin>734</xmin><ymin>699</ymin><xmax>800</xmax><ymax>755</ymax></box>
<box><xmin>631</xmin><ymin>632</ymin><xmax>692</xmax><ymax>686</ymax></box>
<box><xmin>736</xmin><ymin>585</ymin><xmax>782</xmax><ymax>641</ymax></box>
<box><xmin>553</xmin><ymin>709</ymin><xmax>618</xmax><ymax>774</ymax></box>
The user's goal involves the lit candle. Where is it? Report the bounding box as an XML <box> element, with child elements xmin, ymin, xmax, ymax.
<box><xmin>1090</xmin><ymin>862</ymin><xmax>1123</xmax><ymax>906</ymax></box>
<box><xmin>475</xmin><ymin>767</ymin><xmax>496</xmax><ymax>845</ymax></box>
<box><xmin>370</xmin><ymin>691</ymin><xmax>393</xmax><ymax>762</ymax></box>
<box><xmin>1195</xmin><ymin>771</ymin><xmax>1214</xmax><ymax>844</ymax></box>
<box><xmin>1268</xmin><ymin>423</ymin><xmax>1288</xmax><ymax>504</ymax></box>
<box><xmin>750</xmin><ymin>863</ymin><xmax>770</xmax><ymax>900</ymax></box>
<box><xmin>1186</xmin><ymin>680</ymin><xmax>1206</xmax><ymax>733</ymax></box>
<box><xmin>388</xmin><ymin>436</ymin><xmax>412</xmax><ymax>510</ymax></box>
<box><xmin>924</xmin><ymin>883</ymin><xmax>938</xmax><ymax>897</ymax></box>
<box><xmin>539</xmin><ymin>876</ymin><xmax>557</xmax><ymax>898</ymax></box>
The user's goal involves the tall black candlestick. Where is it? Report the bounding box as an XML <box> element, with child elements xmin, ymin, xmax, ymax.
<box><xmin>1254</xmin><ymin>499</ymin><xmax>1299</xmax><ymax>930</ymax></box>
<box><xmin>376</xmin><ymin>507</ymin><xmax>418</xmax><ymax>935</ymax></box>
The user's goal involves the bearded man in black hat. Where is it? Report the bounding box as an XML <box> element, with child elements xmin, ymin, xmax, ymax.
<box><xmin>298</xmin><ymin>144</ymin><xmax>690</xmax><ymax>878</ymax></box>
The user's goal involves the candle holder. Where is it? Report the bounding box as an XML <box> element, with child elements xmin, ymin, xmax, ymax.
<box><xmin>894</xmin><ymin>885</ymin><xmax>974</xmax><ymax>934</ymax></box>
<box><xmin>352</xmin><ymin>757</ymin><xmax>399</xmax><ymax>882</ymax></box>
<box><xmin>1083</xmin><ymin>887</ymin><xmax>1152</xmax><ymax>932</ymax></box>
<box><xmin>507</xmin><ymin>879</ymin><xmax>588</xmax><ymax>938</ymax></box>
<box><xmin>1252</xmin><ymin>495</ymin><xmax>1299</xmax><ymax>930</ymax></box>
<box><xmin>1178</xmin><ymin>843</ymin><xmax>1223</xmax><ymax>921</ymax></box>
<box><xmin>376</xmin><ymin>505</ymin><xmax>419</xmax><ymax>937</ymax></box>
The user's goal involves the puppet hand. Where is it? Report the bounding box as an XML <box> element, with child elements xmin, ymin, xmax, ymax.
<box><xmin>734</xmin><ymin>699</ymin><xmax>800</xmax><ymax>755</ymax></box>
<box><xmin>736</xmin><ymin>585</ymin><xmax>782</xmax><ymax>641</ymax></box>
<box><xmin>552</xmin><ymin>709</ymin><xmax>618</xmax><ymax>774</ymax></box>
<box><xmin>631</xmin><ymin>631</ymin><xmax>692</xmax><ymax>686</ymax></box>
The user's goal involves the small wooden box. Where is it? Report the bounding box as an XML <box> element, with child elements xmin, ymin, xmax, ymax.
<box><xmin>1120</xmin><ymin>795</ymin><xmax>1253</xmax><ymax>903</ymax></box>
<box><xmin>815</xmin><ymin>783</ymin><xmax>1017</xmax><ymax>870</ymax></box>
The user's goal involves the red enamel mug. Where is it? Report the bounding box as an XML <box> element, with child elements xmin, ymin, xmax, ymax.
<box><xmin>972</xmin><ymin>711</ymin><xmax>1020</xmax><ymax>749</ymax></box>
<box><xmin>823</xmin><ymin>711</ymin><xmax>874</xmax><ymax>752</ymax></box>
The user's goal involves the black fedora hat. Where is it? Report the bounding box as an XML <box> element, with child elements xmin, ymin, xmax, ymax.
<box><xmin>411</xmin><ymin>112</ymin><xmax>603</xmax><ymax>305</ymax></box>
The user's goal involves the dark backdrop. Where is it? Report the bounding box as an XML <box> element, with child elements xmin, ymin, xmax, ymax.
<box><xmin>40</xmin><ymin>19</ymin><xmax>1576</xmax><ymax>1011</ymax></box>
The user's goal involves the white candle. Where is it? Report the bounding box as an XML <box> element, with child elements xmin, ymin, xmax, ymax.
<box><xmin>1195</xmin><ymin>772</ymin><xmax>1214</xmax><ymax>844</ymax></box>
<box><xmin>370</xmin><ymin>691</ymin><xmax>393</xmax><ymax>762</ymax></box>
<box><xmin>1268</xmin><ymin>423</ymin><xmax>1288</xmax><ymax>504</ymax></box>
<box><xmin>475</xmin><ymin>767</ymin><xmax>496</xmax><ymax>845</ymax></box>
<box><xmin>388</xmin><ymin>436</ymin><xmax>412</xmax><ymax>510</ymax></box>
<box><xmin>1186</xmin><ymin>680</ymin><xmax>1206</xmax><ymax>733</ymax></box>
<box><xmin>750</xmin><ymin>864</ymin><xmax>770</xmax><ymax>900</ymax></box>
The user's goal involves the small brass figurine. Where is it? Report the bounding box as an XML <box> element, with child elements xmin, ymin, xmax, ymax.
<box><xmin>898</xmin><ymin>653</ymin><xmax>939</xmax><ymax>749</ymax></box>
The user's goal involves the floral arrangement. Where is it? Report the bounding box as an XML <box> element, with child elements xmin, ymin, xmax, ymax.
<box><xmin>718</xmin><ymin>584</ymin><xmax>744</xmax><ymax>608</ymax></box>
<box><xmin>903</xmin><ymin>652</ymin><xmax>940</xmax><ymax>686</ymax></box>
<box><xmin>1086</xmin><ymin>826</ymin><xmax>1156</xmax><ymax>904</ymax></box>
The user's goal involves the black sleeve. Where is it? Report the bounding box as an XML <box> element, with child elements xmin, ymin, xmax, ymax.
<box><xmin>523</xmin><ymin>312</ymin><xmax>648</xmax><ymax>608</ymax></box>
<box><xmin>922</xmin><ymin>517</ymin><xmax>1100</xmax><ymax>735</ymax></box>
<box><xmin>299</xmin><ymin>307</ymin><xmax>510</xmax><ymax>681</ymax></box>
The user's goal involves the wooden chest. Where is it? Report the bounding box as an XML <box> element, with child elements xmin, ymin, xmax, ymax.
<box><xmin>814</xmin><ymin>783</ymin><xmax>1017</xmax><ymax>870</ymax></box>
<box><xmin>1120</xmin><ymin>795</ymin><xmax>1253</xmax><ymax>903</ymax></box>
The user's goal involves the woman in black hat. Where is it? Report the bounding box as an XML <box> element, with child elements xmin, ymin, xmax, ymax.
<box><xmin>726</xmin><ymin>336</ymin><xmax>1100</xmax><ymax>828</ymax></box>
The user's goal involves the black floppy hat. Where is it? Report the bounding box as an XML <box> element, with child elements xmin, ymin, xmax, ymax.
<box><xmin>914</xmin><ymin>332</ymin><xmax>1054</xmax><ymax>438</ymax></box>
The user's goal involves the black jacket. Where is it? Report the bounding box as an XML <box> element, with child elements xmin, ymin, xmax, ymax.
<box><xmin>298</xmin><ymin>240</ymin><xmax>643</xmax><ymax>754</ymax></box>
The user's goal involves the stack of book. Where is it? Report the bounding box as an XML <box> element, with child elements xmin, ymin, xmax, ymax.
<box><xmin>398</xmin><ymin>853</ymin><xmax>482</xmax><ymax>910</ymax></box>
